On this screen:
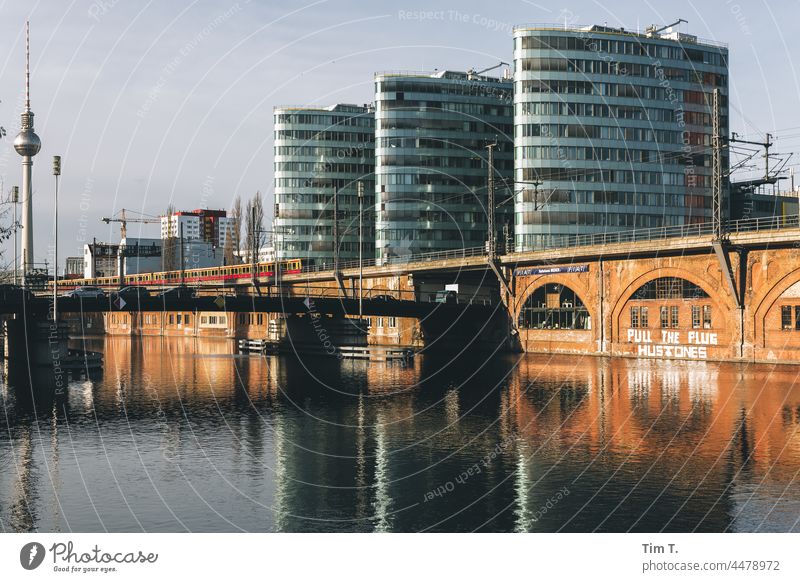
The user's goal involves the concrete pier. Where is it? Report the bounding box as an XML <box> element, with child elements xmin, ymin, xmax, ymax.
<box><xmin>4</xmin><ymin>318</ymin><xmax>69</xmax><ymax>368</ymax></box>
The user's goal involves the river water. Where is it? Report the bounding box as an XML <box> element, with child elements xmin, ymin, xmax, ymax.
<box><xmin>2</xmin><ymin>336</ymin><xmax>800</xmax><ymax>532</ymax></box>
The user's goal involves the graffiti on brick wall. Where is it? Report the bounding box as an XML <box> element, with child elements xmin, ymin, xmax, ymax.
<box><xmin>626</xmin><ymin>329</ymin><xmax>718</xmax><ymax>359</ymax></box>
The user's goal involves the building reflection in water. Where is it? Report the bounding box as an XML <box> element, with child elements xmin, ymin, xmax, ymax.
<box><xmin>2</xmin><ymin>337</ymin><xmax>800</xmax><ymax>532</ymax></box>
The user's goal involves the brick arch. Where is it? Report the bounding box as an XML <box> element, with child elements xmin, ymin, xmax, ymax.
<box><xmin>513</xmin><ymin>274</ymin><xmax>594</xmax><ymax>323</ymax></box>
<box><xmin>751</xmin><ymin>266</ymin><xmax>800</xmax><ymax>348</ymax></box>
<box><xmin>609</xmin><ymin>266</ymin><xmax>736</xmax><ymax>343</ymax></box>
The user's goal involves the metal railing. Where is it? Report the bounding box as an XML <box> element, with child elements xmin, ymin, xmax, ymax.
<box><xmin>510</xmin><ymin>23</ymin><xmax>729</xmax><ymax>48</ymax></box>
<box><xmin>727</xmin><ymin>214</ymin><xmax>800</xmax><ymax>233</ymax></box>
<box><xmin>296</xmin><ymin>244</ymin><xmax>488</xmax><ymax>276</ymax></box>
<box><xmin>290</xmin><ymin>214</ymin><xmax>800</xmax><ymax>278</ymax></box>
<box><xmin>509</xmin><ymin>215</ymin><xmax>800</xmax><ymax>257</ymax></box>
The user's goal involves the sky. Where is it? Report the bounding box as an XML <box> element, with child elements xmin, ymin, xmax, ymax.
<box><xmin>0</xmin><ymin>0</ymin><xmax>799</xmax><ymax>270</ymax></box>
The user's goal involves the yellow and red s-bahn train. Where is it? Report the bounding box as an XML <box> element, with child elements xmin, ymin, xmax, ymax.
<box><xmin>55</xmin><ymin>259</ymin><xmax>303</xmax><ymax>290</ymax></box>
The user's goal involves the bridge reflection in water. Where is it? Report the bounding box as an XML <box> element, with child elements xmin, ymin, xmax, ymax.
<box><xmin>2</xmin><ymin>336</ymin><xmax>800</xmax><ymax>532</ymax></box>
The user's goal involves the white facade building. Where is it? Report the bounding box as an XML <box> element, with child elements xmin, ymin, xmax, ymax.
<box><xmin>161</xmin><ymin>214</ymin><xmax>201</xmax><ymax>240</ymax></box>
<box><xmin>84</xmin><ymin>242</ymin><xmax>119</xmax><ymax>278</ymax></box>
<box><xmin>161</xmin><ymin>210</ymin><xmax>234</xmax><ymax>248</ymax></box>
<box><xmin>216</xmin><ymin>216</ymin><xmax>235</xmax><ymax>248</ymax></box>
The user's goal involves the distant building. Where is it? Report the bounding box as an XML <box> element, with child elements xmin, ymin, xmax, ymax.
<box><xmin>273</xmin><ymin>104</ymin><xmax>375</xmax><ymax>267</ymax></box>
<box><xmin>730</xmin><ymin>188</ymin><xmax>799</xmax><ymax>221</ymax></box>
<box><xmin>83</xmin><ymin>236</ymin><xmax>227</xmax><ymax>279</ymax></box>
<box><xmin>234</xmin><ymin>246</ymin><xmax>275</xmax><ymax>264</ymax></box>
<box><xmin>168</xmin><ymin>239</ymin><xmax>227</xmax><ymax>271</ymax></box>
<box><xmin>512</xmin><ymin>24</ymin><xmax>729</xmax><ymax>250</ymax></box>
<box><xmin>161</xmin><ymin>208</ymin><xmax>234</xmax><ymax>248</ymax></box>
<box><xmin>64</xmin><ymin>256</ymin><xmax>83</xmax><ymax>279</ymax></box>
<box><xmin>121</xmin><ymin>237</ymin><xmax>163</xmax><ymax>275</ymax></box>
<box><xmin>374</xmin><ymin>70</ymin><xmax>514</xmax><ymax>258</ymax></box>
<box><xmin>84</xmin><ymin>241</ymin><xmax>119</xmax><ymax>278</ymax></box>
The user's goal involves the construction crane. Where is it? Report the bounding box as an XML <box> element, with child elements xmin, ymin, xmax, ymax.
<box><xmin>646</xmin><ymin>19</ymin><xmax>688</xmax><ymax>36</ymax></box>
<box><xmin>467</xmin><ymin>61</ymin><xmax>509</xmax><ymax>80</ymax></box>
<box><xmin>101</xmin><ymin>208</ymin><xmax>161</xmax><ymax>240</ymax></box>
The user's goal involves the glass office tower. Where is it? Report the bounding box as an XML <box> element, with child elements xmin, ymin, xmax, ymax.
<box><xmin>513</xmin><ymin>24</ymin><xmax>729</xmax><ymax>250</ymax></box>
<box><xmin>374</xmin><ymin>70</ymin><xmax>514</xmax><ymax>259</ymax></box>
<box><xmin>274</xmin><ymin>104</ymin><xmax>375</xmax><ymax>267</ymax></box>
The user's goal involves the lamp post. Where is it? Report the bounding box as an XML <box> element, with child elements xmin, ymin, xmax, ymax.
<box><xmin>12</xmin><ymin>186</ymin><xmax>19</xmax><ymax>286</ymax></box>
<box><xmin>357</xmin><ymin>180</ymin><xmax>364</xmax><ymax>320</ymax></box>
<box><xmin>179</xmin><ymin>221</ymin><xmax>185</xmax><ymax>286</ymax></box>
<box><xmin>52</xmin><ymin>155</ymin><xmax>61</xmax><ymax>322</ymax></box>
<box><xmin>332</xmin><ymin>186</ymin><xmax>339</xmax><ymax>275</ymax></box>
<box><xmin>485</xmin><ymin>142</ymin><xmax>497</xmax><ymax>259</ymax></box>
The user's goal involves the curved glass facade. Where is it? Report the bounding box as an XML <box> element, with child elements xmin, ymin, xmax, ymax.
<box><xmin>513</xmin><ymin>25</ymin><xmax>729</xmax><ymax>251</ymax></box>
<box><xmin>374</xmin><ymin>71</ymin><xmax>513</xmax><ymax>259</ymax></box>
<box><xmin>274</xmin><ymin>104</ymin><xmax>375</xmax><ymax>267</ymax></box>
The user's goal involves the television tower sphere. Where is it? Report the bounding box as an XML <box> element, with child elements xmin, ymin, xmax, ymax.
<box><xmin>14</xmin><ymin>125</ymin><xmax>41</xmax><ymax>157</ymax></box>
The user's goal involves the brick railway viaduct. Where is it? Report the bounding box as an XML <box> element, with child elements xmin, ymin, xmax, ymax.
<box><xmin>267</xmin><ymin>220</ymin><xmax>800</xmax><ymax>364</ymax></box>
<box><xmin>10</xmin><ymin>218</ymin><xmax>800</xmax><ymax>364</ymax></box>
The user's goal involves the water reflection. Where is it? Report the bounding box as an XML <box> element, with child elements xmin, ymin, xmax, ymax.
<box><xmin>1</xmin><ymin>336</ymin><xmax>800</xmax><ymax>532</ymax></box>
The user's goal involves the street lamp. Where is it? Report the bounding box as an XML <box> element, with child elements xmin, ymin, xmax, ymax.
<box><xmin>52</xmin><ymin>155</ymin><xmax>61</xmax><ymax>322</ymax></box>
<box><xmin>12</xmin><ymin>186</ymin><xmax>19</xmax><ymax>286</ymax></box>
<box><xmin>358</xmin><ymin>180</ymin><xmax>364</xmax><ymax>320</ymax></box>
<box><xmin>486</xmin><ymin>142</ymin><xmax>497</xmax><ymax>259</ymax></box>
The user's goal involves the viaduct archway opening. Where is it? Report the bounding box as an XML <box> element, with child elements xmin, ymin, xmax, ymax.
<box><xmin>517</xmin><ymin>283</ymin><xmax>590</xmax><ymax>330</ymax></box>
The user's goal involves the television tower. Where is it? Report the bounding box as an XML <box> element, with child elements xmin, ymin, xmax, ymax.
<box><xmin>13</xmin><ymin>21</ymin><xmax>41</xmax><ymax>285</ymax></box>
